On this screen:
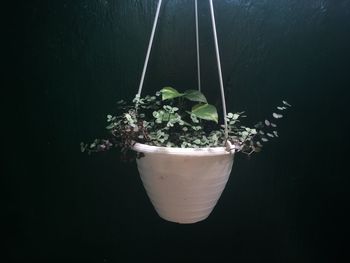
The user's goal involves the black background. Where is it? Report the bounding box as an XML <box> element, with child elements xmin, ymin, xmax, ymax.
<box><xmin>7</xmin><ymin>0</ymin><xmax>350</xmax><ymax>262</ymax></box>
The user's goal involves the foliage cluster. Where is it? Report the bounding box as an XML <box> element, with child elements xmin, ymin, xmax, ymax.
<box><xmin>81</xmin><ymin>87</ymin><xmax>291</xmax><ymax>158</ymax></box>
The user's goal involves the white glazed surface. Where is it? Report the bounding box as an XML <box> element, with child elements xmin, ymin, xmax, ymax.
<box><xmin>133</xmin><ymin>143</ymin><xmax>235</xmax><ymax>224</ymax></box>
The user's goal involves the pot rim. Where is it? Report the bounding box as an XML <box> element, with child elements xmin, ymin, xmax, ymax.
<box><xmin>132</xmin><ymin>142</ymin><xmax>235</xmax><ymax>156</ymax></box>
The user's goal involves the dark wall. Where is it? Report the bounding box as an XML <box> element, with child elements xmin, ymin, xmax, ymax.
<box><xmin>8</xmin><ymin>0</ymin><xmax>350</xmax><ymax>262</ymax></box>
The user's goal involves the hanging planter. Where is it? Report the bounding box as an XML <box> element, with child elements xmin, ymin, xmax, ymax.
<box><xmin>81</xmin><ymin>86</ymin><xmax>290</xmax><ymax>224</ymax></box>
<box><xmin>132</xmin><ymin>143</ymin><xmax>234</xmax><ymax>223</ymax></box>
<box><xmin>81</xmin><ymin>0</ymin><xmax>291</xmax><ymax>224</ymax></box>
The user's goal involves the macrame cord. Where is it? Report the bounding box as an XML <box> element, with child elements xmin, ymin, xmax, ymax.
<box><xmin>137</xmin><ymin>0</ymin><xmax>231</xmax><ymax>148</ymax></box>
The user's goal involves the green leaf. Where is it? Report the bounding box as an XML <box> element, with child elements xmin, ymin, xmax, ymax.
<box><xmin>283</xmin><ymin>100</ymin><xmax>292</xmax><ymax>107</ymax></box>
<box><xmin>80</xmin><ymin>142</ymin><xmax>86</xmax><ymax>153</ymax></box>
<box><xmin>183</xmin><ymin>90</ymin><xmax>207</xmax><ymax>103</ymax></box>
<box><xmin>160</xmin><ymin>87</ymin><xmax>184</xmax><ymax>101</ymax></box>
<box><xmin>256</xmin><ymin>141</ymin><xmax>263</xmax><ymax>147</ymax></box>
<box><xmin>254</xmin><ymin>147</ymin><xmax>262</xmax><ymax>152</ymax></box>
<box><xmin>153</xmin><ymin>111</ymin><xmax>160</xmax><ymax>118</ymax></box>
<box><xmin>232</xmin><ymin>113</ymin><xmax>240</xmax><ymax>120</ymax></box>
<box><xmin>191</xmin><ymin>103</ymin><xmax>218</xmax><ymax>123</ymax></box>
<box><xmin>106</xmin><ymin>123</ymin><xmax>115</xmax><ymax>129</ymax></box>
<box><xmin>267</xmin><ymin>132</ymin><xmax>274</xmax><ymax>138</ymax></box>
<box><xmin>193</xmin><ymin>139</ymin><xmax>201</xmax><ymax>144</ymax></box>
<box><xmin>161</xmin><ymin>112</ymin><xmax>171</xmax><ymax>121</ymax></box>
<box><xmin>272</xmin><ymin>112</ymin><xmax>283</xmax><ymax>119</ymax></box>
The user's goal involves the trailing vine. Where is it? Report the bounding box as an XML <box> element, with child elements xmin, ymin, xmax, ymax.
<box><xmin>81</xmin><ymin>87</ymin><xmax>291</xmax><ymax>159</ymax></box>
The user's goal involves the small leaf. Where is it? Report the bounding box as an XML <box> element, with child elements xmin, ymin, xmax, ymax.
<box><xmin>106</xmin><ymin>123</ymin><xmax>115</xmax><ymax>129</ymax></box>
<box><xmin>277</xmin><ymin>106</ymin><xmax>286</xmax><ymax>110</ymax></box>
<box><xmin>191</xmin><ymin>103</ymin><xmax>218</xmax><ymax>123</ymax></box>
<box><xmin>272</xmin><ymin>113</ymin><xmax>283</xmax><ymax>119</ymax></box>
<box><xmin>166</xmin><ymin>142</ymin><xmax>174</xmax><ymax>147</ymax></box>
<box><xmin>267</xmin><ymin>133</ymin><xmax>274</xmax><ymax>138</ymax></box>
<box><xmin>273</xmin><ymin>131</ymin><xmax>278</xmax><ymax>137</ymax></box>
<box><xmin>283</xmin><ymin>100</ymin><xmax>292</xmax><ymax>107</ymax></box>
<box><xmin>254</xmin><ymin>122</ymin><xmax>263</xmax><ymax>129</ymax></box>
<box><xmin>192</xmin><ymin>125</ymin><xmax>202</xmax><ymax>131</ymax></box>
<box><xmin>161</xmin><ymin>112</ymin><xmax>171</xmax><ymax>121</ymax></box>
<box><xmin>232</xmin><ymin>113</ymin><xmax>240</xmax><ymax>120</ymax></box>
<box><xmin>124</xmin><ymin>113</ymin><xmax>134</xmax><ymax>123</ymax></box>
<box><xmin>254</xmin><ymin>147</ymin><xmax>262</xmax><ymax>152</ymax></box>
<box><xmin>193</xmin><ymin>139</ymin><xmax>201</xmax><ymax>144</ymax></box>
<box><xmin>265</xmin><ymin>120</ymin><xmax>270</xmax><ymax>126</ymax></box>
<box><xmin>184</xmin><ymin>90</ymin><xmax>207</xmax><ymax>103</ymax></box>
<box><xmin>271</xmin><ymin>123</ymin><xmax>277</xmax><ymax>127</ymax></box>
<box><xmin>163</xmin><ymin>105</ymin><xmax>172</xmax><ymax>111</ymax></box>
<box><xmin>242</xmin><ymin>131</ymin><xmax>249</xmax><ymax>137</ymax></box>
<box><xmin>80</xmin><ymin>142</ymin><xmax>86</xmax><ymax>152</ymax></box>
<box><xmin>160</xmin><ymin>87</ymin><xmax>184</xmax><ymax>100</ymax></box>
<box><xmin>261</xmin><ymin>137</ymin><xmax>269</xmax><ymax>142</ymax></box>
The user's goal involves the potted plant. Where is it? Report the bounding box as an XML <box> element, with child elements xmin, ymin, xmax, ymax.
<box><xmin>81</xmin><ymin>86</ymin><xmax>291</xmax><ymax>224</ymax></box>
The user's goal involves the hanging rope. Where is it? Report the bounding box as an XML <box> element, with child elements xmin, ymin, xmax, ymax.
<box><xmin>137</xmin><ymin>0</ymin><xmax>163</xmax><ymax>97</ymax></box>
<box><xmin>209</xmin><ymin>0</ymin><xmax>228</xmax><ymax>140</ymax></box>
<box><xmin>195</xmin><ymin>0</ymin><xmax>201</xmax><ymax>92</ymax></box>
<box><xmin>136</xmin><ymin>0</ymin><xmax>229</xmax><ymax>144</ymax></box>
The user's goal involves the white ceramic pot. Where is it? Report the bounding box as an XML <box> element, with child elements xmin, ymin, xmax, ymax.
<box><xmin>132</xmin><ymin>143</ymin><xmax>235</xmax><ymax>224</ymax></box>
